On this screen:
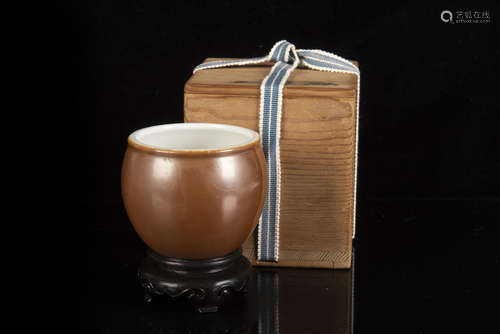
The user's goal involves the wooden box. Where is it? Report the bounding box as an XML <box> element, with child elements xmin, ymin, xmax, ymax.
<box><xmin>184</xmin><ymin>58</ymin><xmax>359</xmax><ymax>269</ymax></box>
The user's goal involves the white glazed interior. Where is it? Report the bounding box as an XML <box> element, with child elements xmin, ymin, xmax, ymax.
<box><xmin>129</xmin><ymin>123</ymin><xmax>260</xmax><ymax>151</ymax></box>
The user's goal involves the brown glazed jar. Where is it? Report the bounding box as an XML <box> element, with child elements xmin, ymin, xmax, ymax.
<box><xmin>121</xmin><ymin>123</ymin><xmax>267</xmax><ymax>259</ymax></box>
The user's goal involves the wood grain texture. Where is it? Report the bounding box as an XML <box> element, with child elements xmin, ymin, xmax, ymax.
<box><xmin>184</xmin><ymin>58</ymin><xmax>358</xmax><ymax>269</ymax></box>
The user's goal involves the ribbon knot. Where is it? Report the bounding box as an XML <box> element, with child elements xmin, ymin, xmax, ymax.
<box><xmin>194</xmin><ymin>41</ymin><xmax>360</xmax><ymax>262</ymax></box>
<box><xmin>269</xmin><ymin>40</ymin><xmax>296</xmax><ymax>63</ymax></box>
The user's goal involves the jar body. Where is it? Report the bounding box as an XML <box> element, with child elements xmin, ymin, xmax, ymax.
<box><xmin>121</xmin><ymin>143</ymin><xmax>267</xmax><ymax>259</ymax></box>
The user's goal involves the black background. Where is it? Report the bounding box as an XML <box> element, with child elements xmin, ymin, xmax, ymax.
<box><xmin>45</xmin><ymin>0</ymin><xmax>500</xmax><ymax>332</ymax></box>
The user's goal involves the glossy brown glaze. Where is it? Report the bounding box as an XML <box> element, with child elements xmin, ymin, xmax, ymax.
<box><xmin>121</xmin><ymin>135</ymin><xmax>267</xmax><ymax>259</ymax></box>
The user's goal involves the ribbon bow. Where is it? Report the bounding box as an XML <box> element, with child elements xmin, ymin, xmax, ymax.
<box><xmin>194</xmin><ymin>40</ymin><xmax>360</xmax><ymax>262</ymax></box>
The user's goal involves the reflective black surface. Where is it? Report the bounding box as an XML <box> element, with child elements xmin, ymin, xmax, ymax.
<box><xmin>79</xmin><ymin>264</ymin><xmax>353</xmax><ymax>333</ymax></box>
<box><xmin>75</xmin><ymin>199</ymin><xmax>498</xmax><ymax>333</ymax></box>
<box><xmin>77</xmin><ymin>248</ymin><xmax>354</xmax><ymax>333</ymax></box>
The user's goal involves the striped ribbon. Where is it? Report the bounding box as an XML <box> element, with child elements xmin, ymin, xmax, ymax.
<box><xmin>194</xmin><ymin>40</ymin><xmax>360</xmax><ymax>262</ymax></box>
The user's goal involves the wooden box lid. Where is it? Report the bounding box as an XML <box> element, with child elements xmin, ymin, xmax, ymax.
<box><xmin>185</xmin><ymin>58</ymin><xmax>358</xmax><ymax>98</ymax></box>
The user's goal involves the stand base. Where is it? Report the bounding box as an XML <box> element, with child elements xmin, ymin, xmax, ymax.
<box><xmin>137</xmin><ymin>248</ymin><xmax>251</xmax><ymax>313</ymax></box>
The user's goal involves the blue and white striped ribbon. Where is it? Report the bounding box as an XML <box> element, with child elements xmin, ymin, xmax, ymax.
<box><xmin>194</xmin><ymin>40</ymin><xmax>360</xmax><ymax>262</ymax></box>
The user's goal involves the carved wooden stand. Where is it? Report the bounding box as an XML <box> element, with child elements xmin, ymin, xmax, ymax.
<box><xmin>137</xmin><ymin>248</ymin><xmax>251</xmax><ymax>313</ymax></box>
